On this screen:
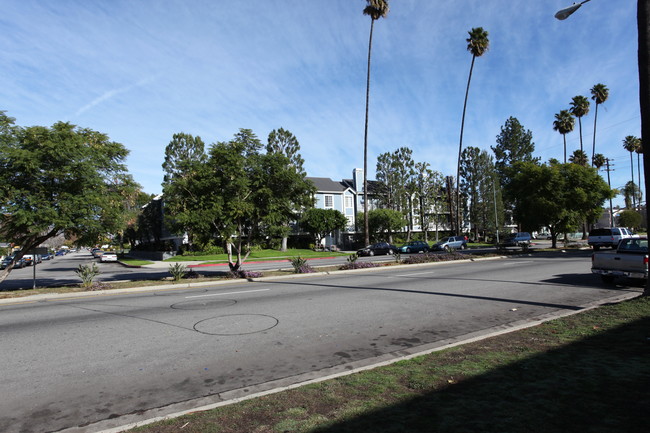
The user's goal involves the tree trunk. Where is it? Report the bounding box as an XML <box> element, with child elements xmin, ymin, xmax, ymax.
<box><xmin>456</xmin><ymin>55</ymin><xmax>476</xmax><ymax>236</ymax></box>
<box><xmin>363</xmin><ymin>19</ymin><xmax>375</xmax><ymax>247</ymax></box>
<box><xmin>637</xmin><ymin>0</ymin><xmax>650</xmax><ymax>296</ymax></box>
<box><xmin>591</xmin><ymin>103</ymin><xmax>599</xmax><ymax>166</ymax></box>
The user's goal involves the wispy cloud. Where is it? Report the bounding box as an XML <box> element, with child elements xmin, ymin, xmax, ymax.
<box><xmin>74</xmin><ymin>75</ymin><xmax>159</xmax><ymax>117</ymax></box>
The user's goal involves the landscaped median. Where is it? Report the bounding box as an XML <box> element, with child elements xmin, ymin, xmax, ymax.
<box><xmin>125</xmin><ymin>294</ymin><xmax>649</xmax><ymax>433</ymax></box>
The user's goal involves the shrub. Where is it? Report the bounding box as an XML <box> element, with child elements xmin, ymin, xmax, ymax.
<box><xmin>75</xmin><ymin>263</ymin><xmax>100</xmax><ymax>289</ymax></box>
<box><xmin>168</xmin><ymin>262</ymin><xmax>187</xmax><ymax>281</ymax></box>
<box><xmin>339</xmin><ymin>261</ymin><xmax>379</xmax><ymax>270</ymax></box>
<box><xmin>290</xmin><ymin>256</ymin><xmax>315</xmax><ymax>274</ymax></box>
<box><xmin>401</xmin><ymin>252</ymin><xmax>467</xmax><ymax>265</ymax></box>
<box><xmin>226</xmin><ymin>270</ymin><xmax>264</xmax><ymax>279</ymax></box>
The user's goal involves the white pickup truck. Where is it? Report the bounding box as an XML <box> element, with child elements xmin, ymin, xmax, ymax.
<box><xmin>587</xmin><ymin>227</ymin><xmax>637</xmax><ymax>250</ymax></box>
<box><xmin>591</xmin><ymin>237</ymin><xmax>648</xmax><ymax>283</ymax></box>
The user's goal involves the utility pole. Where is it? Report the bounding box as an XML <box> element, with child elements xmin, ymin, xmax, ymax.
<box><xmin>604</xmin><ymin>158</ymin><xmax>615</xmax><ymax>227</ymax></box>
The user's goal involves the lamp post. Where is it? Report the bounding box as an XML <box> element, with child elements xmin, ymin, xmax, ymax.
<box><xmin>554</xmin><ymin>0</ymin><xmax>592</xmax><ymax>20</ymax></box>
<box><xmin>555</xmin><ymin>0</ymin><xmax>650</xmax><ymax>296</ymax></box>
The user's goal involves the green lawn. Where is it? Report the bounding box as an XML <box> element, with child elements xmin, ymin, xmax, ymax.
<box><xmin>131</xmin><ymin>295</ymin><xmax>650</xmax><ymax>433</ymax></box>
<box><xmin>163</xmin><ymin>249</ymin><xmax>350</xmax><ymax>263</ymax></box>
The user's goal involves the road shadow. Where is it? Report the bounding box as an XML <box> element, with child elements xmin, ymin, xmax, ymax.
<box><xmin>307</xmin><ymin>315</ymin><xmax>650</xmax><ymax>433</ymax></box>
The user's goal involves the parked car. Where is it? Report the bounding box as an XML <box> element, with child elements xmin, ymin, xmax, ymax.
<box><xmin>55</xmin><ymin>249</ymin><xmax>66</xmax><ymax>256</ymax></box>
<box><xmin>591</xmin><ymin>237</ymin><xmax>648</xmax><ymax>283</ymax></box>
<box><xmin>23</xmin><ymin>254</ymin><xmax>42</xmax><ymax>265</ymax></box>
<box><xmin>588</xmin><ymin>227</ymin><xmax>637</xmax><ymax>250</ymax></box>
<box><xmin>431</xmin><ymin>236</ymin><xmax>467</xmax><ymax>251</ymax></box>
<box><xmin>357</xmin><ymin>242</ymin><xmax>399</xmax><ymax>256</ymax></box>
<box><xmin>91</xmin><ymin>248</ymin><xmax>104</xmax><ymax>258</ymax></box>
<box><xmin>100</xmin><ymin>252</ymin><xmax>118</xmax><ymax>262</ymax></box>
<box><xmin>1</xmin><ymin>255</ymin><xmax>26</xmax><ymax>269</ymax></box>
<box><xmin>502</xmin><ymin>232</ymin><xmax>532</xmax><ymax>247</ymax></box>
<box><xmin>398</xmin><ymin>240</ymin><xmax>430</xmax><ymax>254</ymax></box>
<box><xmin>41</xmin><ymin>252</ymin><xmax>53</xmax><ymax>260</ymax></box>
<box><xmin>536</xmin><ymin>232</ymin><xmax>552</xmax><ymax>240</ymax></box>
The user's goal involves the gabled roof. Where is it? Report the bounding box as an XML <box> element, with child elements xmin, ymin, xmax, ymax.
<box><xmin>306</xmin><ymin>177</ymin><xmax>348</xmax><ymax>193</ymax></box>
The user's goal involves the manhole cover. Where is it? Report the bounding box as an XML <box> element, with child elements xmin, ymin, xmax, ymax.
<box><xmin>194</xmin><ymin>314</ymin><xmax>279</xmax><ymax>335</ymax></box>
<box><xmin>171</xmin><ymin>299</ymin><xmax>237</xmax><ymax>310</ymax></box>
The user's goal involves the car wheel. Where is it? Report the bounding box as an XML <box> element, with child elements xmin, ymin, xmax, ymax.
<box><xmin>406</xmin><ymin>248</ymin><xmax>411</xmax><ymax>253</ymax></box>
<box><xmin>601</xmin><ymin>275</ymin><xmax>615</xmax><ymax>284</ymax></box>
<box><xmin>387</xmin><ymin>249</ymin><xmax>394</xmax><ymax>255</ymax></box>
<box><xmin>369</xmin><ymin>250</ymin><xmax>375</xmax><ymax>256</ymax></box>
<box><xmin>461</xmin><ymin>244</ymin><xmax>467</xmax><ymax>250</ymax></box>
<box><xmin>444</xmin><ymin>245</ymin><xmax>450</xmax><ymax>252</ymax></box>
<box><xmin>593</xmin><ymin>246</ymin><xmax>600</xmax><ymax>251</ymax></box>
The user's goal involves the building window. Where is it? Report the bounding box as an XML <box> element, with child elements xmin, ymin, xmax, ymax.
<box><xmin>345</xmin><ymin>196</ymin><xmax>353</xmax><ymax>209</ymax></box>
<box><xmin>324</xmin><ymin>195</ymin><xmax>333</xmax><ymax>208</ymax></box>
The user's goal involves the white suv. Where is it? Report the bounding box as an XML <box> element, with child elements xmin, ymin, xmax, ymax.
<box><xmin>588</xmin><ymin>227</ymin><xmax>637</xmax><ymax>250</ymax></box>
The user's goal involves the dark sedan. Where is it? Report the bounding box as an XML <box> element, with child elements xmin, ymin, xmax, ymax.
<box><xmin>357</xmin><ymin>242</ymin><xmax>399</xmax><ymax>256</ymax></box>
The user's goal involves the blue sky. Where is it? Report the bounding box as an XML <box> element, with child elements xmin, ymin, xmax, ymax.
<box><xmin>1</xmin><ymin>0</ymin><xmax>640</xmax><ymax>207</ymax></box>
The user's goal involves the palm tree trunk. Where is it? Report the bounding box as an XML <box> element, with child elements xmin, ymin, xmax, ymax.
<box><xmin>363</xmin><ymin>18</ymin><xmax>375</xmax><ymax>247</ymax></box>
<box><xmin>578</xmin><ymin>117</ymin><xmax>583</xmax><ymax>153</ymax></box>
<box><xmin>456</xmin><ymin>55</ymin><xmax>476</xmax><ymax>236</ymax></box>
<box><xmin>563</xmin><ymin>134</ymin><xmax>567</xmax><ymax>163</ymax></box>
<box><xmin>630</xmin><ymin>151</ymin><xmax>636</xmax><ymax>208</ymax></box>
<box><xmin>592</xmin><ymin>104</ymin><xmax>599</xmax><ymax>166</ymax></box>
<box><xmin>637</xmin><ymin>152</ymin><xmax>643</xmax><ymax>206</ymax></box>
<box><xmin>637</xmin><ymin>0</ymin><xmax>650</xmax><ymax>296</ymax></box>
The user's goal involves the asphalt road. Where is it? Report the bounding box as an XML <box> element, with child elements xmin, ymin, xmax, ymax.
<box><xmin>0</xmin><ymin>250</ymin><xmax>640</xmax><ymax>433</ymax></box>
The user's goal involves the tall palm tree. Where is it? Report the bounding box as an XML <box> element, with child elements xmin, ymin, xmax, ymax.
<box><xmin>553</xmin><ymin>110</ymin><xmax>575</xmax><ymax>163</ymax></box>
<box><xmin>590</xmin><ymin>83</ymin><xmax>609</xmax><ymax>166</ymax></box>
<box><xmin>569</xmin><ymin>95</ymin><xmax>590</xmax><ymax>153</ymax></box>
<box><xmin>362</xmin><ymin>0</ymin><xmax>389</xmax><ymax>246</ymax></box>
<box><xmin>569</xmin><ymin>149</ymin><xmax>588</xmax><ymax>166</ymax></box>
<box><xmin>623</xmin><ymin>135</ymin><xmax>641</xmax><ymax>208</ymax></box>
<box><xmin>592</xmin><ymin>153</ymin><xmax>606</xmax><ymax>170</ymax></box>
<box><xmin>455</xmin><ymin>27</ymin><xmax>489</xmax><ymax>235</ymax></box>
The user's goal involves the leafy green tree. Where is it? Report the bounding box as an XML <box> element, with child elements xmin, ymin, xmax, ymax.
<box><xmin>266</xmin><ymin>127</ymin><xmax>305</xmax><ymax>172</ymax></box>
<box><xmin>492</xmin><ymin>116</ymin><xmax>537</xmax><ymax>187</ymax></box>
<box><xmin>618</xmin><ymin>209</ymin><xmax>642</xmax><ymax>230</ymax></box>
<box><xmin>569</xmin><ymin>95</ymin><xmax>590</xmax><ymax>153</ymax></box>
<box><xmin>553</xmin><ymin>110</ymin><xmax>575</xmax><ymax>163</ymax></box>
<box><xmin>413</xmin><ymin>162</ymin><xmax>443</xmax><ymax>242</ymax></box>
<box><xmin>460</xmin><ymin>147</ymin><xmax>504</xmax><ymax>241</ymax></box>
<box><xmin>161</xmin><ymin>132</ymin><xmax>207</xmax><ymax>250</ymax></box>
<box><xmin>375</xmin><ymin>147</ymin><xmax>414</xmax><ymax>212</ymax></box>
<box><xmin>204</xmin><ymin>129</ymin><xmax>263</xmax><ymax>271</ymax></box>
<box><xmin>362</xmin><ymin>0</ymin><xmax>390</xmax><ymax>246</ymax></box>
<box><xmin>367</xmin><ymin>208</ymin><xmax>406</xmax><ymax>244</ymax></box>
<box><xmin>300</xmin><ymin>208</ymin><xmax>347</xmax><ymax>247</ymax></box>
<box><xmin>505</xmin><ymin>162</ymin><xmax>612</xmax><ymax>248</ymax></box>
<box><xmin>256</xmin><ymin>134</ymin><xmax>315</xmax><ymax>251</ymax></box>
<box><xmin>0</xmin><ymin>113</ymin><xmax>139</xmax><ymax>281</ymax></box>
<box><xmin>590</xmin><ymin>83</ymin><xmax>609</xmax><ymax>165</ymax></box>
<box><xmin>455</xmin><ymin>26</ymin><xmax>489</xmax><ymax>235</ymax></box>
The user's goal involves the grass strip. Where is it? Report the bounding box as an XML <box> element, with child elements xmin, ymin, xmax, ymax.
<box><xmin>132</xmin><ymin>295</ymin><xmax>650</xmax><ymax>433</ymax></box>
<box><xmin>163</xmin><ymin>249</ymin><xmax>349</xmax><ymax>263</ymax></box>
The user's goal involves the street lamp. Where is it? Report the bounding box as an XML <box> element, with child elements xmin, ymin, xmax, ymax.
<box><xmin>555</xmin><ymin>1</ymin><xmax>650</xmax><ymax>297</ymax></box>
<box><xmin>554</xmin><ymin>0</ymin><xmax>592</xmax><ymax>21</ymax></box>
